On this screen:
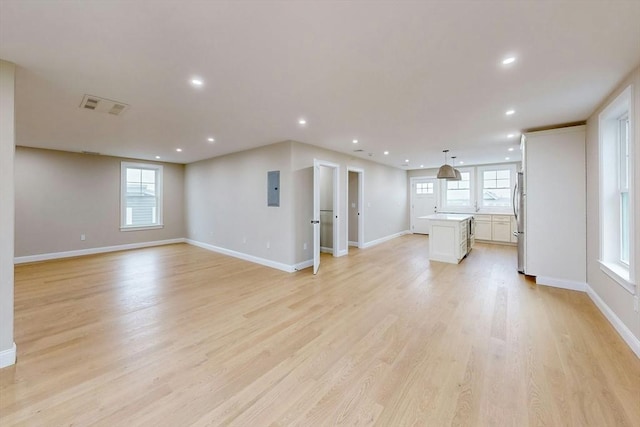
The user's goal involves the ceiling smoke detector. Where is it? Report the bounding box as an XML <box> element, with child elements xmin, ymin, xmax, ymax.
<box><xmin>79</xmin><ymin>94</ymin><xmax>129</xmax><ymax>116</ymax></box>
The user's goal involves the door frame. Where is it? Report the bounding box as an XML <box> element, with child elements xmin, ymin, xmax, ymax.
<box><xmin>409</xmin><ymin>175</ymin><xmax>438</xmax><ymax>234</ymax></box>
<box><xmin>346</xmin><ymin>167</ymin><xmax>364</xmax><ymax>251</ymax></box>
<box><xmin>313</xmin><ymin>159</ymin><xmax>340</xmax><ymax>274</ymax></box>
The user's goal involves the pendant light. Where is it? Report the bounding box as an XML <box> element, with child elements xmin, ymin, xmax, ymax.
<box><xmin>449</xmin><ymin>156</ymin><xmax>462</xmax><ymax>181</ymax></box>
<box><xmin>437</xmin><ymin>149</ymin><xmax>457</xmax><ymax>179</ymax></box>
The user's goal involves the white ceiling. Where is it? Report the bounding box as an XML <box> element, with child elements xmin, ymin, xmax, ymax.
<box><xmin>1</xmin><ymin>1</ymin><xmax>639</xmax><ymax>169</ymax></box>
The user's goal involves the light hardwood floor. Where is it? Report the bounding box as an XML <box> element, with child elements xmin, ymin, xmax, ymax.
<box><xmin>1</xmin><ymin>236</ymin><xmax>639</xmax><ymax>426</ymax></box>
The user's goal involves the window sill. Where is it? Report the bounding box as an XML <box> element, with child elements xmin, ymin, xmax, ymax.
<box><xmin>120</xmin><ymin>225</ymin><xmax>164</xmax><ymax>232</ymax></box>
<box><xmin>598</xmin><ymin>260</ymin><xmax>635</xmax><ymax>294</ymax></box>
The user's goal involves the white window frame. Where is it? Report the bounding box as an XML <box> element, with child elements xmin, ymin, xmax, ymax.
<box><xmin>416</xmin><ymin>182</ymin><xmax>434</xmax><ymax>195</ymax></box>
<box><xmin>120</xmin><ymin>161</ymin><xmax>164</xmax><ymax>231</ymax></box>
<box><xmin>598</xmin><ymin>85</ymin><xmax>635</xmax><ymax>294</ymax></box>
<box><xmin>476</xmin><ymin>164</ymin><xmax>517</xmax><ymax>213</ymax></box>
<box><xmin>440</xmin><ymin>167</ymin><xmax>474</xmax><ymax>212</ymax></box>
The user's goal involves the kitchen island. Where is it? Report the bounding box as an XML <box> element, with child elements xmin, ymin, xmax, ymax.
<box><xmin>421</xmin><ymin>214</ymin><xmax>474</xmax><ymax>264</ymax></box>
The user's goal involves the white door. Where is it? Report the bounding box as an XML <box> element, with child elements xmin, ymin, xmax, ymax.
<box><xmin>411</xmin><ymin>178</ymin><xmax>437</xmax><ymax>234</ymax></box>
<box><xmin>313</xmin><ymin>160</ymin><xmax>340</xmax><ymax>274</ymax></box>
<box><xmin>313</xmin><ymin>162</ymin><xmax>321</xmax><ymax>274</ymax></box>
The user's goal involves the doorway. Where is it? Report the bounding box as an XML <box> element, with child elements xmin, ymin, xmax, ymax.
<box><xmin>410</xmin><ymin>176</ymin><xmax>438</xmax><ymax>234</ymax></box>
<box><xmin>313</xmin><ymin>160</ymin><xmax>339</xmax><ymax>274</ymax></box>
<box><xmin>347</xmin><ymin>168</ymin><xmax>364</xmax><ymax>249</ymax></box>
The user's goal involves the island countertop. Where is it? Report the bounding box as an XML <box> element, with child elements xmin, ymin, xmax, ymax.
<box><xmin>420</xmin><ymin>213</ymin><xmax>473</xmax><ymax>222</ymax></box>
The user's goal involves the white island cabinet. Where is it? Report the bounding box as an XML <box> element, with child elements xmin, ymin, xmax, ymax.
<box><xmin>422</xmin><ymin>214</ymin><xmax>473</xmax><ymax>264</ymax></box>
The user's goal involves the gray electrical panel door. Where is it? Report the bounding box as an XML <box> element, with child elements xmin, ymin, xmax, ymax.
<box><xmin>268</xmin><ymin>170</ymin><xmax>280</xmax><ymax>207</ymax></box>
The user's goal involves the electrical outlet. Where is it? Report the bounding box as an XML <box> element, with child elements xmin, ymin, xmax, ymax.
<box><xmin>303</xmin><ymin>243</ymin><xmax>307</xmax><ymax>250</ymax></box>
<box><xmin>80</xmin><ymin>234</ymin><xmax>86</xmax><ymax>241</ymax></box>
<box><xmin>634</xmin><ymin>295</ymin><xmax>639</xmax><ymax>313</ymax></box>
<box><xmin>243</xmin><ymin>237</ymin><xmax>247</xmax><ymax>244</ymax></box>
<box><xmin>266</xmin><ymin>241</ymin><xmax>270</xmax><ymax>249</ymax></box>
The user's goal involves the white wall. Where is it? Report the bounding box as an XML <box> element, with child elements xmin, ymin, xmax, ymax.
<box><xmin>185</xmin><ymin>141</ymin><xmax>295</xmax><ymax>266</ymax></box>
<box><xmin>185</xmin><ymin>140</ymin><xmax>409</xmax><ymax>268</ymax></box>
<box><xmin>0</xmin><ymin>60</ymin><xmax>16</xmax><ymax>367</ymax></box>
<box><xmin>586</xmin><ymin>65</ymin><xmax>640</xmax><ymax>351</ymax></box>
<box><xmin>291</xmin><ymin>141</ymin><xmax>408</xmax><ymax>264</ymax></box>
<box><xmin>14</xmin><ymin>147</ymin><xmax>186</xmax><ymax>258</ymax></box>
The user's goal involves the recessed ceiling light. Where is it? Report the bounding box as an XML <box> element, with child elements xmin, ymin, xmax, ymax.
<box><xmin>176</xmin><ymin>148</ymin><xmax>182</xmax><ymax>152</ymax></box>
<box><xmin>505</xmin><ymin>157</ymin><xmax>510</xmax><ymax>160</ymax></box>
<box><xmin>420</xmin><ymin>165</ymin><xmax>424</xmax><ymax>168</ymax></box>
<box><xmin>155</xmin><ymin>156</ymin><xmax>161</xmax><ymax>159</ymax></box>
<box><xmin>502</xmin><ymin>56</ymin><xmax>516</xmax><ymax>65</ymax></box>
<box><xmin>352</xmin><ymin>139</ymin><xmax>358</xmax><ymax>144</ymax></box>
<box><xmin>190</xmin><ymin>78</ymin><xmax>203</xmax><ymax>86</ymax></box>
<box><xmin>507</xmin><ymin>133</ymin><xmax>515</xmax><ymax>138</ymax></box>
<box><xmin>405</xmin><ymin>159</ymin><xmax>409</xmax><ymax>163</ymax></box>
<box><xmin>207</xmin><ymin>137</ymin><xmax>215</xmax><ymax>142</ymax></box>
<box><xmin>298</xmin><ymin>118</ymin><xmax>307</xmax><ymax>125</ymax></box>
<box><xmin>384</xmin><ymin>151</ymin><xmax>389</xmax><ymax>155</ymax></box>
<box><xmin>505</xmin><ymin>110</ymin><xmax>515</xmax><ymax>116</ymax></box>
<box><xmin>459</xmin><ymin>161</ymin><xmax>464</xmax><ymax>164</ymax></box>
<box><xmin>508</xmin><ymin>147</ymin><xmax>514</xmax><ymax>152</ymax></box>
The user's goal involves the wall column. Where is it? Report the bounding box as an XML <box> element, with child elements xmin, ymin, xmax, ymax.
<box><xmin>0</xmin><ymin>59</ymin><xmax>16</xmax><ymax>368</ymax></box>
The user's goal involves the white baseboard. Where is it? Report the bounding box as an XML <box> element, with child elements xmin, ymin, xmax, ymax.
<box><xmin>362</xmin><ymin>230</ymin><xmax>410</xmax><ymax>249</ymax></box>
<box><xmin>337</xmin><ymin>249</ymin><xmax>348</xmax><ymax>257</ymax></box>
<box><xmin>348</xmin><ymin>241</ymin><xmax>359</xmax><ymax>247</ymax></box>
<box><xmin>0</xmin><ymin>342</ymin><xmax>16</xmax><ymax>368</ymax></box>
<box><xmin>14</xmin><ymin>238</ymin><xmax>186</xmax><ymax>264</ymax></box>
<box><xmin>585</xmin><ymin>284</ymin><xmax>640</xmax><ymax>358</ymax></box>
<box><xmin>294</xmin><ymin>259</ymin><xmax>314</xmax><ymax>271</ymax></box>
<box><xmin>320</xmin><ymin>246</ymin><xmax>333</xmax><ymax>254</ymax></box>
<box><xmin>536</xmin><ymin>276</ymin><xmax>587</xmax><ymax>292</ymax></box>
<box><xmin>186</xmin><ymin>239</ymin><xmax>295</xmax><ymax>273</ymax></box>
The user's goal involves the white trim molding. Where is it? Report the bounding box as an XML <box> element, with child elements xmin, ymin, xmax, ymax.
<box><xmin>186</xmin><ymin>239</ymin><xmax>295</xmax><ymax>273</ymax></box>
<box><xmin>294</xmin><ymin>259</ymin><xmax>314</xmax><ymax>271</ymax></box>
<box><xmin>536</xmin><ymin>276</ymin><xmax>587</xmax><ymax>292</ymax></box>
<box><xmin>0</xmin><ymin>342</ymin><xmax>16</xmax><ymax>368</ymax></box>
<box><xmin>362</xmin><ymin>230</ymin><xmax>410</xmax><ymax>249</ymax></box>
<box><xmin>14</xmin><ymin>238</ymin><xmax>186</xmax><ymax>264</ymax></box>
<box><xmin>586</xmin><ymin>284</ymin><xmax>640</xmax><ymax>358</ymax></box>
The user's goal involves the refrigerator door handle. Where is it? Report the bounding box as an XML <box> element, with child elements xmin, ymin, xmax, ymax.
<box><xmin>512</xmin><ymin>182</ymin><xmax>518</xmax><ymax>221</ymax></box>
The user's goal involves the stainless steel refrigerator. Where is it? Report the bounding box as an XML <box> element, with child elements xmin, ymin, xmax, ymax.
<box><xmin>513</xmin><ymin>171</ymin><xmax>525</xmax><ymax>273</ymax></box>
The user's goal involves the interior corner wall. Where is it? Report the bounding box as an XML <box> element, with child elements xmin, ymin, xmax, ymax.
<box><xmin>14</xmin><ymin>147</ymin><xmax>186</xmax><ymax>257</ymax></box>
<box><xmin>184</xmin><ymin>141</ymin><xmax>295</xmax><ymax>266</ymax></box>
<box><xmin>585</xmin><ymin>65</ymin><xmax>640</xmax><ymax>346</ymax></box>
<box><xmin>291</xmin><ymin>141</ymin><xmax>408</xmax><ymax>265</ymax></box>
<box><xmin>0</xmin><ymin>60</ymin><xmax>16</xmax><ymax>364</ymax></box>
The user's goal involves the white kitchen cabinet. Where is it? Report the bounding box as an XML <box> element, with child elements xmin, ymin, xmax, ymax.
<box><xmin>425</xmin><ymin>214</ymin><xmax>473</xmax><ymax>264</ymax></box>
<box><xmin>492</xmin><ymin>219</ymin><xmax>511</xmax><ymax>242</ymax></box>
<box><xmin>473</xmin><ymin>214</ymin><xmax>515</xmax><ymax>243</ymax></box>
<box><xmin>474</xmin><ymin>215</ymin><xmax>492</xmax><ymax>240</ymax></box>
<box><xmin>523</xmin><ymin>126</ymin><xmax>586</xmax><ymax>284</ymax></box>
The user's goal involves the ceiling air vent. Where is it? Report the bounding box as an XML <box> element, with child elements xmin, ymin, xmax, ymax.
<box><xmin>353</xmin><ymin>149</ymin><xmax>364</xmax><ymax>152</ymax></box>
<box><xmin>79</xmin><ymin>94</ymin><xmax>129</xmax><ymax>116</ymax></box>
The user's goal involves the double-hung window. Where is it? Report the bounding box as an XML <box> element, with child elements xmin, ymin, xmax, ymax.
<box><xmin>598</xmin><ymin>85</ymin><xmax>634</xmax><ymax>292</ymax></box>
<box><xmin>477</xmin><ymin>164</ymin><xmax>516</xmax><ymax>211</ymax></box>
<box><xmin>442</xmin><ymin>168</ymin><xmax>472</xmax><ymax>211</ymax></box>
<box><xmin>120</xmin><ymin>162</ymin><xmax>163</xmax><ymax>230</ymax></box>
<box><xmin>619</xmin><ymin>114</ymin><xmax>630</xmax><ymax>265</ymax></box>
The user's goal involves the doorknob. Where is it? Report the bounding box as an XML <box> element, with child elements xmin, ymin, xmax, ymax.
<box><xmin>311</xmin><ymin>220</ymin><xmax>320</xmax><ymax>224</ymax></box>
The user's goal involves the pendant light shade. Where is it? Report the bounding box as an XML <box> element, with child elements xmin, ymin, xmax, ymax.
<box><xmin>437</xmin><ymin>149</ymin><xmax>457</xmax><ymax>179</ymax></box>
<box><xmin>437</xmin><ymin>164</ymin><xmax>457</xmax><ymax>179</ymax></box>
